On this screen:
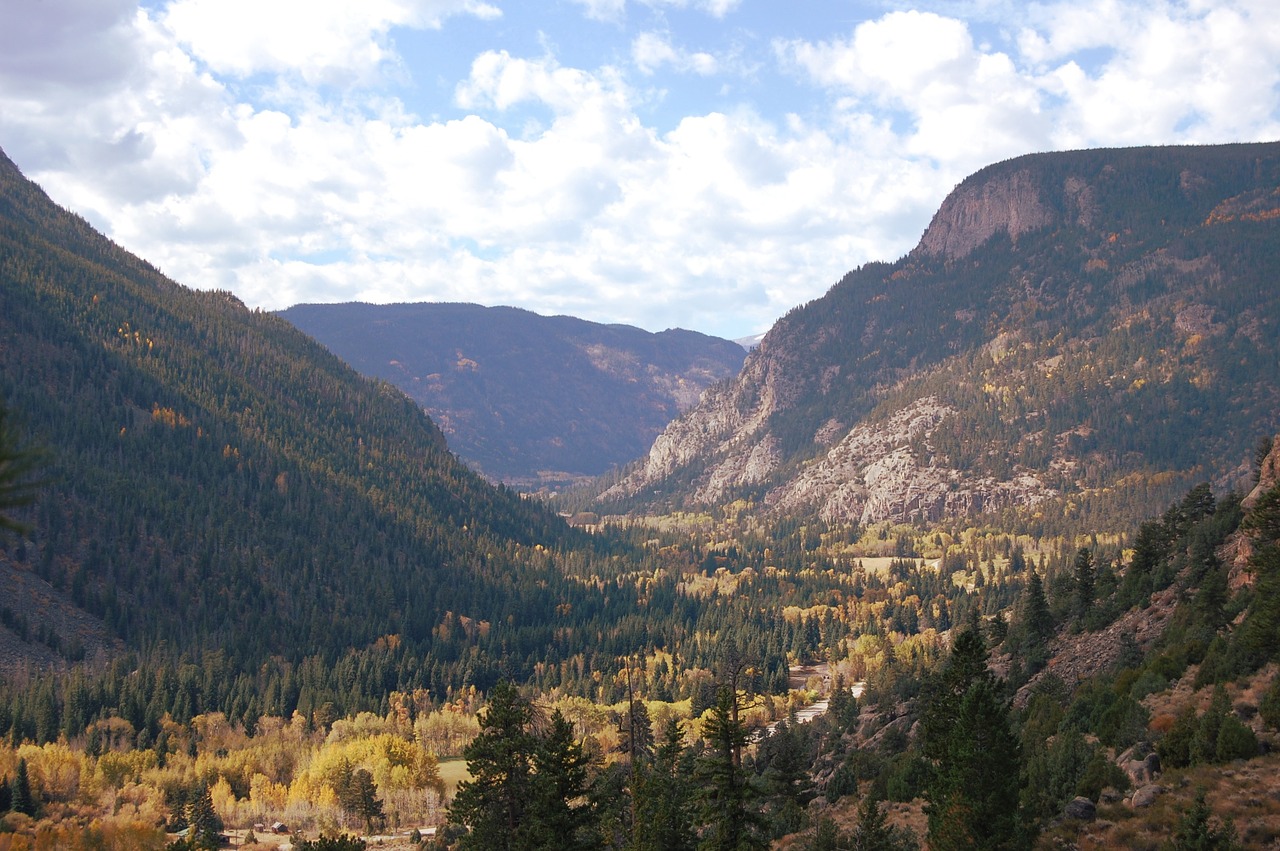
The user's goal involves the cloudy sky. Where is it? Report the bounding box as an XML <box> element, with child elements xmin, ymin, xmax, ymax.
<box><xmin>2</xmin><ymin>0</ymin><xmax>1278</xmax><ymax>339</ymax></box>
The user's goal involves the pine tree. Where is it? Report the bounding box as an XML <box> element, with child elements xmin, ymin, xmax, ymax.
<box><xmin>1170</xmin><ymin>788</ymin><xmax>1242</xmax><ymax>851</ymax></box>
<box><xmin>186</xmin><ymin>781</ymin><xmax>222</xmax><ymax>851</ymax></box>
<box><xmin>850</xmin><ymin>794</ymin><xmax>917</xmax><ymax>851</ymax></box>
<box><xmin>0</xmin><ymin>397</ymin><xmax>42</xmax><ymax>535</ymax></box>
<box><xmin>1072</xmin><ymin>548</ymin><xmax>1095</xmax><ymax>623</ymax></box>
<box><xmin>919</xmin><ymin>616</ymin><xmax>989</xmax><ymax>763</ymax></box>
<box><xmin>630</xmin><ymin>718</ymin><xmax>696</xmax><ymax>851</ymax></box>
<box><xmin>10</xmin><ymin>758</ymin><xmax>34</xmax><ymax>817</ymax></box>
<box><xmin>529</xmin><ymin>709</ymin><xmax>595</xmax><ymax>850</ymax></box>
<box><xmin>451</xmin><ymin>681</ymin><xmax>537</xmax><ymax>850</ymax></box>
<box><xmin>343</xmin><ymin>768</ymin><xmax>384</xmax><ymax>834</ymax></box>
<box><xmin>694</xmin><ymin>687</ymin><xmax>767</xmax><ymax>851</ymax></box>
<box><xmin>925</xmin><ymin>679</ymin><xmax>1026</xmax><ymax>851</ymax></box>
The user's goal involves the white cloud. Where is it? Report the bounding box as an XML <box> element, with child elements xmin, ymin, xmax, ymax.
<box><xmin>2</xmin><ymin>0</ymin><xmax>1279</xmax><ymax>341</ymax></box>
<box><xmin>567</xmin><ymin>0</ymin><xmax>741</xmax><ymax>23</ymax></box>
<box><xmin>642</xmin><ymin>0</ymin><xmax>742</xmax><ymax>18</ymax></box>
<box><xmin>778</xmin><ymin>2</ymin><xmax>1280</xmax><ymax>171</ymax></box>
<box><xmin>632</xmin><ymin>31</ymin><xmax>718</xmax><ymax>75</ymax></box>
<box><xmin>566</xmin><ymin>0</ymin><xmax>627</xmax><ymax>23</ymax></box>
<box><xmin>160</xmin><ymin>0</ymin><xmax>500</xmax><ymax>84</ymax></box>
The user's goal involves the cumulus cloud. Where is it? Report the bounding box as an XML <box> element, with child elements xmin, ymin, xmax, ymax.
<box><xmin>779</xmin><ymin>1</ymin><xmax>1280</xmax><ymax>172</ymax></box>
<box><xmin>1</xmin><ymin>0</ymin><xmax>1278</xmax><ymax>340</ymax></box>
<box><xmin>632</xmin><ymin>31</ymin><xmax>718</xmax><ymax>75</ymax></box>
<box><xmin>161</xmin><ymin>0</ymin><xmax>500</xmax><ymax>84</ymax></box>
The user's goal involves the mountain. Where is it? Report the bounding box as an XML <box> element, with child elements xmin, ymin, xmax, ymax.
<box><xmin>599</xmin><ymin>142</ymin><xmax>1280</xmax><ymax>533</ymax></box>
<box><xmin>0</xmin><ymin>146</ymin><xmax>632</xmax><ymax>685</ymax></box>
<box><xmin>278</xmin><ymin>302</ymin><xmax>746</xmax><ymax>489</ymax></box>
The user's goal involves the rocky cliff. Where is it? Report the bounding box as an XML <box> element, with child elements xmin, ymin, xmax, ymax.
<box><xmin>600</xmin><ymin>142</ymin><xmax>1280</xmax><ymax>531</ymax></box>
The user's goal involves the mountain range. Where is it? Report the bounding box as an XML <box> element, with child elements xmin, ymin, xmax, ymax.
<box><xmin>597</xmin><ymin>142</ymin><xmax>1280</xmax><ymax>535</ymax></box>
<box><xmin>277</xmin><ymin>302</ymin><xmax>745</xmax><ymax>490</ymax></box>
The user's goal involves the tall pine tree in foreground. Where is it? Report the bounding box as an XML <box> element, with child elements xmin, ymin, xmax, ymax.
<box><xmin>451</xmin><ymin>681</ymin><xmax>538</xmax><ymax>850</ymax></box>
<box><xmin>921</xmin><ymin>619</ymin><xmax>1030</xmax><ymax>850</ymax></box>
<box><xmin>694</xmin><ymin>687</ymin><xmax>767</xmax><ymax>851</ymax></box>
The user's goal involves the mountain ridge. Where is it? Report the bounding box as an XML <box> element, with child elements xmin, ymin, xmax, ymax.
<box><xmin>598</xmin><ymin>141</ymin><xmax>1280</xmax><ymax>532</ymax></box>
<box><xmin>0</xmin><ymin>144</ymin><xmax>617</xmax><ymax>685</ymax></box>
<box><xmin>278</xmin><ymin>301</ymin><xmax>746</xmax><ymax>489</ymax></box>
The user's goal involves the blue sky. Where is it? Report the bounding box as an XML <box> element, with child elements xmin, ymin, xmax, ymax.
<box><xmin>2</xmin><ymin>0</ymin><xmax>1279</xmax><ymax>339</ymax></box>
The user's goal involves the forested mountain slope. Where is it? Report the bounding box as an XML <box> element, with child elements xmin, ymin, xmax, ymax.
<box><xmin>278</xmin><ymin>302</ymin><xmax>745</xmax><ymax>489</ymax></box>
<box><xmin>0</xmin><ymin>146</ymin><xmax>621</xmax><ymax>683</ymax></box>
<box><xmin>600</xmin><ymin>142</ymin><xmax>1280</xmax><ymax>534</ymax></box>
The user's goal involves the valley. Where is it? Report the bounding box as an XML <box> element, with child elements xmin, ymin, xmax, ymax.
<box><xmin>1</xmin><ymin>141</ymin><xmax>1280</xmax><ymax>849</ymax></box>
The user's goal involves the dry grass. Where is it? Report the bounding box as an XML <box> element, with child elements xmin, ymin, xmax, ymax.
<box><xmin>1041</xmin><ymin>752</ymin><xmax>1280</xmax><ymax>849</ymax></box>
<box><xmin>436</xmin><ymin>757</ymin><xmax>472</xmax><ymax>796</ymax></box>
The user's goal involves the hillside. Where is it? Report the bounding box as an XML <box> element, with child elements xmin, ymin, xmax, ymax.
<box><xmin>0</xmin><ymin>145</ymin><xmax>627</xmax><ymax>685</ymax></box>
<box><xmin>278</xmin><ymin>302</ymin><xmax>745</xmax><ymax>489</ymax></box>
<box><xmin>599</xmin><ymin>142</ymin><xmax>1280</xmax><ymax>534</ymax></box>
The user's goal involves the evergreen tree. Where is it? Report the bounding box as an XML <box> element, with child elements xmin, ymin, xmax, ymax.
<box><xmin>630</xmin><ymin>718</ymin><xmax>696</xmax><ymax>851</ymax></box>
<box><xmin>529</xmin><ymin>708</ymin><xmax>595</xmax><ymax>850</ymax></box>
<box><xmin>451</xmin><ymin>681</ymin><xmax>537</xmax><ymax>850</ymax></box>
<box><xmin>1170</xmin><ymin>789</ymin><xmax>1242</xmax><ymax>851</ymax></box>
<box><xmin>292</xmin><ymin>836</ymin><xmax>368</xmax><ymax>851</ymax></box>
<box><xmin>343</xmin><ymin>768</ymin><xmax>384</xmax><ymax>834</ymax></box>
<box><xmin>805</xmin><ymin>817</ymin><xmax>843</xmax><ymax>851</ymax></box>
<box><xmin>1072</xmin><ymin>548</ymin><xmax>1095</xmax><ymax>623</ymax></box>
<box><xmin>0</xmin><ymin>397</ymin><xmax>42</xmax><ymax>535</ymax></box>
<box><xmin>925</xmin><ymin>679</ymin><xmax>1026</xmax><ymax>851</ymax></box>
<box><xmin>919</xmin><ymin>616</ymin><xmax>989</xmax><ymax>764</ymax></box>
<box><xmin>622</xmin><ymin>699</ymin><xmax>655</xmax><ymax>762</ymax></box>
<box><xmin>185</xmin><ymin>781</ymin><xmax>222</xmax><ymax>851</ymax></box>
<box><xmin>849</xmin><ymin>794</ymin><xmax>917</xmax><ymax>851</ymax></box>
<box><xmin>694</xmin><ymin>687</ymin><xmax>767</xmax><ymax>851</ymax></box>
<box><xmin>10</xmin><ymin>758</ymin><xmax>34</xmax><ymax>817</ymax></box>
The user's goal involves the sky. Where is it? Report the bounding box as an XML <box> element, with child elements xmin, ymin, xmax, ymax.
<box><xmin>2</xmin><ymin>1</ymin><xmax>1279</xmax><ymax>340</ymax></box>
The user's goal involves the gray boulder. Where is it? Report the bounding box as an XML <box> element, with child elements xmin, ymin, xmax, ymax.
<box><xmin>1130</xmin><ymin>784</ymin><xmax>1162</xmax><ymax>808</ymax></box>
<box><xmin>1063</xmin><ymin>796</ymin><xmax>1097</xmax><ymax>821</ymax></box>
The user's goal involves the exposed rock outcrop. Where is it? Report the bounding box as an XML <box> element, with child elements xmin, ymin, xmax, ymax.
<box><xmin>914</xmin><ymin>168</ymin><xmax>1056</xmax><ymax>260</ymax></box>
<box><xmin>765</xmin><ymin>397</ymin><xmax>1053</xmax><ymax>525</ymax></box>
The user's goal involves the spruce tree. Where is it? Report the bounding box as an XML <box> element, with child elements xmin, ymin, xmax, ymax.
<box><xmin>529</xmin><ymin>709</ymin><xmax>595</xmax><ymax>850</ymax></box>
<box><xmin>925</xmin><ymin>679</ymin><xmax>1026</xmax><ymax>851</ymax></box>
<box><xmin>1170</xmin><ymin>788</ymin><xmax>1242</xmax><ymax>851</ymax></box>
<box><xmin>10</xmin><ymin>758</ymin><xmax>34</xmax><ymax>817</ymax></box>
<box><xmin>919</xmin><ymin>616</ymin><xmax>989</xmax><ymax>763</ymax></box>
<box><xmin>186</xmin><ymin>781</ymin><xmax>222</xmax><ymax>850</ymax></box>
<box><xmin>450</xmin><ymin>681</ymin><xmax>537</xmax><ymax>850</ymax></box>
<box><xmin>344</xmin><ymin>768</ymin><xmax>384</xmax><ymax>834</ymax></box>
<box><xmin>694</xmin><ymin>688</ymin><xmax>767</xmax><ymax>851</ymax></box>
<box><xmin>630</xmin><ymin>718</ymin><xmax>695</xmax><ymax>851</ymax></box>
<box><xmin>850</xmin><ymin>794</ymin><xmax>917</xmax><ymax>851</ymax></box>
<box><xmin>1072</xmin><ymin>548</ymin><xmax>1095</xmax><ymax>623</ymax></box>
<box><xmin>0</xmin><ymin>398</ymin><xmax>42</xmax><ymax>535</ymax></box>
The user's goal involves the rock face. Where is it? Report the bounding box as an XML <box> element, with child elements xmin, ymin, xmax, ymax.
<box><xmin>1228</xmin><ymin>433</ymin><xmax>1280</xmax><ymax>587</ymax></box>
<box><xmin>599</xmin><ymin>142</ymin><xmax>1280</xmax><ymax>528</ymax></box>
<box><xmin>915</xmin><ymin>167</ymin><xmax>1057</xmax><ymax>260</ymax></box>
<box><xmin>765</xmin><ymin>397</ymin><xmax>1053</xmax><ymax>525</ymax></box>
